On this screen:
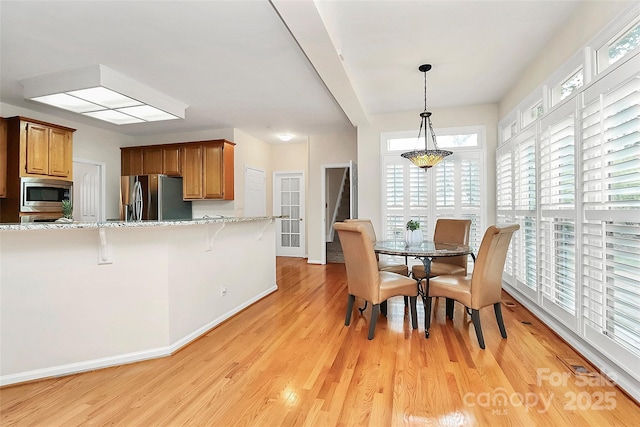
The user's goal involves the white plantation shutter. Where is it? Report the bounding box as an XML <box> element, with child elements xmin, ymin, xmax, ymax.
<box><xmin>383</xmin><ymin>158</ymin><xmax>430</xmax><ymax>240</ymax></box>
<box><xmin>385</xmin><ymin>162</ymin><xmax>406</xmax><ymax>240</ymax></box>
<box><xmin>513</xmin><ymin>131</ymin><xmax>537</xmax><ymax>295</ymax></box>
<box><xmin>461</xmin><ymin>159</ymin><xmax>481</xmax><ymax>208</ymax></box>
<box><xmin>539</xmin><ymin>100</ymin><xmax>577</xmax><ymax>322</ymax></box>
<box><xmin>461</xmin><ymin>158</ymin><xmax>482</xmax><ymax>257</ymax></box>
<box><xmin>385</xmin><ymin>163</ymin><xmax>404</xmax><ymax>209</ymax></box>
<box><xmin>431</xmin><ymin>153</ymin><xmax>484</xmax><ymax>272</ymax></box>
<box><xmin>496</xmin><ymin>143</ymin><xmax>515</xmax><ymax>279</ymax></box>
<box><xmin>435</xmin><ymin>158</ymin><xmax>455</xmax><ymax>209</ymax></box>
<box><xmin>435</xmin><ymin>154</ymin><xmax>483</xmax><ymax>254</ymax></box>
<box><xmin>408</xmin><ymin>164</ymin><xmax>429</xmax><ymax>230</ymax></box>
<box><xmin>496</xmin><ymin>147</ymin><xmax>513</xmax><ymax>210</ymax></box>
<box><xmin>581</xmin><ymin>56</ymin><xmax>640</xmax><ymax>361</ymax></box>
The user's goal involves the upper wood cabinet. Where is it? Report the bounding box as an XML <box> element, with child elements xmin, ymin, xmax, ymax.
<box><xmin>183</xmin><ymin>140</ymin><xmax>234</xmax><ymax>201</ymax></box>
<box><xmin>120</xmin><ymin>140</ymin><xmax>234</xmax><ymax>200</ymax></box>
<box><xmin>5</xmin><ymin>117</ymin><xmax>75</xmax><ymax>181</ymax></box>
<box><xmin>48</xmin><ymin>127</ymin><xmax>72</xmax><ymax>177</ymax></box>
<box><xmin>143</xmin><ymin>147</ymin><xmax>162</xmax><ymax>175</ymax></box>
<box><xmin>0</xmin><ymin>118</ymin><xmax>7</xmax><ymax>198</ymax></box>
<box><xmin>121</xmin><ymin>147</ymin><xmax>143</xmax><ymax>176</ymax></box>
<box><xmin>121</xmin><ymin>144</ymin><xmax>183</xmax><ymax>177</ymax></box>
<box><xmin>162</xmin><ymin>146</ymin><xmax>181</xmax><ymax>176</ymax></box>
<box><xmin>182</xmin><ymin>144</ymin><xmax>203</xmax><ymax>199</ymax></box>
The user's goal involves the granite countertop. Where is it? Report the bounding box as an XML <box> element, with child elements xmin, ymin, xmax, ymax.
<box><xmin>0</xmin><ymin>216</ymin><xmax>282</xmax><ymax>231</ymax></box>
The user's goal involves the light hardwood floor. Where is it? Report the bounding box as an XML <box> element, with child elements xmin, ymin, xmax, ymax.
<box><xmin>1</xmin><ymin>257</ymin><xmax>638</xmax><ymax>426</ymax></box>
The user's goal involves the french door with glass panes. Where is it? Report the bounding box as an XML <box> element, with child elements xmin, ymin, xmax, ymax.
<box><xmin>273</xmin><ymin>171</ymin><xmax>305</xmax><ymax>257</ymax></box>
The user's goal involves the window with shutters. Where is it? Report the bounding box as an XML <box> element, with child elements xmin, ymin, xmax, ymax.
<box><xmin>381</xmin><ymin>127</ymin><xmax>486</xmax><ymax>266</ymax></box>
<box><xmin>581</xmin><ymin>55</ymin><xmax>640</xmax><ymax>358</ymax></box>
<box><xmin>539</xmin><ymin>99</ymin><xmax>577</xmax><ymax>323</ymax></box>
<box><xmin>497</xmin><ymin>9</ymin><xmax>640</xmax><ymax>388</ymax></box>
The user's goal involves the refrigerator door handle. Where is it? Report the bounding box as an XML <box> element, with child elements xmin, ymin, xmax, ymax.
<box><xmin>133</xmin><ymin>180</ymin><xmax>143</xmax><ymax>221</ymax></box>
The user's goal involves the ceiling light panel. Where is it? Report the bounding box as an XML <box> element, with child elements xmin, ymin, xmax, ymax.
<box><xmin>21</xmin><ymin>65</ymin><xmax>188</xmax><ymax>125</ymax></box>
<box><xmin>31</xmin><ymin>93</ymin><xmax>104</xmax><ymax>113</ymax></box>
<box><xmin>67</xmin><ymin>87</ymin><xmax>142</xmax><ymax>109</ymax></box>
<box><xmin>83</xmin><ymin>110</ymin><xmax>145</xmax><ymax>125</ymax></box>
<box><xmin>116</xmin><ymin>105</ymin><xmax>179</xmax><ymax>122</ymax></box>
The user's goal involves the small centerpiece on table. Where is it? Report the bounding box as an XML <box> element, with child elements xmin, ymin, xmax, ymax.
<box><xmin>405</xmin><ymin>219</ymin><xmax>423</xmax><ymax>246</ymax></box>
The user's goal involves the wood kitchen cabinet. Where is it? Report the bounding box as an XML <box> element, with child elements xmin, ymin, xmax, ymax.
<box><xmin>182</xmin><ymin>140</ymin><xmax>234</xmax><ymax>201</ymax></box>
<box><xmin>121</xmin><ymin>147</ymin><xmax>143</xmax><ymax>176</ymax></box>
<box><xmin>162</xmin><ymin>145</ymin><xmax>181</xmax><ymax>176</ymax></box>
<box><xmin>48</xmin><ymin>127</ymin><xmax>72</xmax><ymax>177</ymax></box>
<box><xmin>143</xmin><ymin>147</ymin><xmax>163</xmax><ymax>174</ymax></box>
<box><xmin>0</xmin><ymin>118</ymin><xmax>7</xmax><ymax>198</ymax></box>
<box><xmin>119</xmin><ymin>139</ymin><xmax>234</xmax><ymax>200</ymax></box>
<box><xmin>182</xmin><ymin>144</ymin><xmax>203</xmax><ymax>199</ymax></box>
<box><xmin>121</xmin><ymin>145</ymin><xmax>182</xmax><ymax>176</ymax></box>
<box><xmin>5</xmin><ymin>117</ymin><xmax>75</xmax><ymax>181</ymax></box>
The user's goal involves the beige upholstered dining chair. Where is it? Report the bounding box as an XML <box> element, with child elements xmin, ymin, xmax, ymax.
<box><xmin>333</xmin><ymin>221</ymin><xmax>418</xmax><ymax>340</ymax></box>
<box><xmin>344</xmin><ymin>218</ymin><xmax>408</xmax><ymax>276</ymax></box>
<box><xmin>425</xmin><ymin>224</ymin><xmax>519</xmax><ymax>349</ymax></box>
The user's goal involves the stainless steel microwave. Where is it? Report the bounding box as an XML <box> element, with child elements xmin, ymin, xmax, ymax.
<box><xmin>20</xmin><ymin>178</ymin><xmax>72</xmax><ymax>213</ymax></box>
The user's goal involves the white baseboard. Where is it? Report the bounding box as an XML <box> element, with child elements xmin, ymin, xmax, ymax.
<box><xmin>0</xmin><ymin>285</ymin><xmax>279</xmax><ymax>387</ymax></box>
<box><xmin>168</xmin><ymin>285</ymin><xmax>278</xmax><ymax>353</ymax></box>
<box><xmin>307</xmin><ymin>259</ymin><xmax>324</xmax><ymax>265</ymax></box>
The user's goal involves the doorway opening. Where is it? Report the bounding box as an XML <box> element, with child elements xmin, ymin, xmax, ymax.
<box><xmin>323</xmin><ymin>161</ymin><xmax>357</xmax><ymax>264</ymax></box>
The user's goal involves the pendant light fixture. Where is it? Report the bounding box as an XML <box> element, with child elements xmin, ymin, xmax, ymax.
<box><xmin>400</xmin><ymin>64</ymin><xmax>452</xmax><ymax>169</ymax></box>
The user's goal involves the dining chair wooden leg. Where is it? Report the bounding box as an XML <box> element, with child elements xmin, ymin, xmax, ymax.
<box><xmin>381</xmin><ymin>300</ymin><xmax>388</xmax><ymax>317</ymax></box>
<box><xmin>425</xmin><ymin>296</ymin><xmax>433</xmax><ymax>338</ymax></box>
<box><xmin>471</xmin><ymin>309</ymin><xmax>485</xmax><ymax>349</ymax></box>
<box><xmin>494</xmin><ymin>302</ymin><xmax>508</xmax><ymax>338</ymax></box>
<box><xmin>409</xmin><ymin>296</ymin><xmax>418</xmax><ymax>329</ymax></box>
<box><xmin>345</xmin><ymin>294</ymin><xmax>355</xmax><ymax>326</ymax></box>
<box><xmin>446</xmin><ymin>298</ymin><xmax>455</xmax><ymax>320</ymax></box>
<box><xmin>368</xmin><ymin>304</ymin><xmax>380</xmax><ymax>340</ymax></box>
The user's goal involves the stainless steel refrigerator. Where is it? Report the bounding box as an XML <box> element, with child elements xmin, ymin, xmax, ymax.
<box><xmin>120</xmin><ymin>174</ymin><xmax>192</xmax><ymax>221</ymax></box>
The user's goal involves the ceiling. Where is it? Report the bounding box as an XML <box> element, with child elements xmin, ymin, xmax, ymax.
<box><xmin>0</xmin><ymin>0</ymin><xmax>584</xmax><ymax>144</ymax></box>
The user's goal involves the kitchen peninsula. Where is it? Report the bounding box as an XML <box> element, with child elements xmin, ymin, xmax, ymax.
<box><xmin>0</xmin><ymin>216</ymin><xmax>278</xmax><ymax>386</ymax></box>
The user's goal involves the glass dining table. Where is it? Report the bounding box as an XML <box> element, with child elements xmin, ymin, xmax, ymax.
<box><xmin>374</xmin><ymin>240</ymin><xmax>475</xmax><ymax>337</ymax></box>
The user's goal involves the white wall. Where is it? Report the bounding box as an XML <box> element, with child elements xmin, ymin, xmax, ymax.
<box><xmin>357</xmin><ymin>104</ymin><xmax>499</xmax><ymax>233</ymax></box>
<box><xmin>307</xmin><ymin>131</ymin><xmax>357</xmax><ymax>263</ymax></box>
<box><xmin>499</xmin><ymin>0</ymin><xmax>634</xmax><ymax>117</ymax></box>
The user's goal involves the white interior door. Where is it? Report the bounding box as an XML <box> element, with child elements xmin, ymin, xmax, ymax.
<box><xmin>244</xmin><ymin>166</ymin><xmax>266</xmax><ymax>217</ymax></box>
<box><xmin>73</xmin><ymin>160</ymin><xmax>103</xmax><ymax>222</ymax></box>
<box><xmin>273</xmin><ymin>171</ymin><xmax>305</xmax><ymax>257</ymax></box>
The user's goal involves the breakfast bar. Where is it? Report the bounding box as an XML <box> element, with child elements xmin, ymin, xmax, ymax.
<box><xmin>0</xmin><ymin>216</ymin><xmax>278</xmax><ymax>386</ymax></box>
